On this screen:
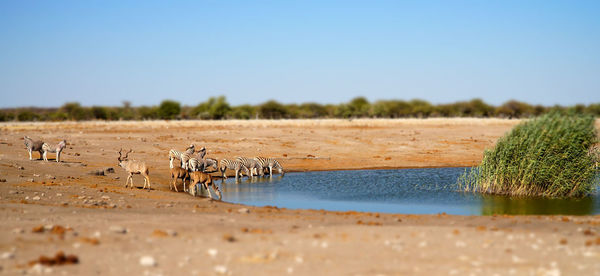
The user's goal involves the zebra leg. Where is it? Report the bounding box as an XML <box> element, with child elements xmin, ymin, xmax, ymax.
<box><xmin>169</xmin><ymin>157</ymin><xmax>174</xmax><ymax>169</ymax></box>
<box><xmin>43</xmin><ymin>151</ymin><xmax>48</xmax><ymax>162</ymax></box>
<box><xmin>56</xmin><ymin>151</ymin><xmax>60</xmax><ymax>162</ymax></box>
<box><xmin>28</xmin><ymin>149</ymin><xmax>32</xmax><ymax>160</ymax></box>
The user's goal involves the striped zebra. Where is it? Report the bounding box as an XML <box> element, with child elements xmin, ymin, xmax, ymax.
<box><xmin>188</xmin><ymin>157</ymin><xmax>217</xmax><ymax>172</ymax></box>
<box><xmin>219</xmin><ymin>159</ymin><xmax>250</xmax><ymax>180</ymax></box>
<box><xmin>24</xmin><ymin>136</ymin><xmax>44</xmax><ymax>160</ymax></box>
<box><xmin>168</xmin><ymin>144</ymin><xmax>195</xmax><ymax>169</ymax></box>
<box><xmin>236</xmin><ymin>157</ymin><xmax>263</xmax><ymax>178</ymax></box>
<box><xmin>254</xmin><ymin>157</ymin><xmax>285</xmax><ymax>177</ymax></box>
<box><xmin>202</xmin><ymin>158</ymin><xmax>218</xmax><ymax>172</ymax></box>
<box><xmin>42</xmin><ymin>140</ymin><xmax>67</xmax><ymax>162</ymax></box>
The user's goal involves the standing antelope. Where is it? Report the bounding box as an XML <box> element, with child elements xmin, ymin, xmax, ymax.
<box><xmin>42</xmin><ymin>140</ymin><xmax>67</xmax><ymax>162</ymax></box>
<box><xmin>117</xmin><ymin>149</ymin><xmax>151</xmax><ymax>189</ymax></box>
<box><xmin>189</xmin><ymin>171</ymin><xmax>221</xmax><ymax>200</ymax></box>
<box><xmin>170</xmin><ymin>167</ymin><xmax>189</xmax><ymax>192</ymax></box>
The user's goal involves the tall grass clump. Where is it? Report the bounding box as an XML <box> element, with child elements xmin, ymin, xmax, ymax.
<box><xmin>459</xmin><ymin>112</ymin><xmax>600</xmax><ymax>198</ymax></box>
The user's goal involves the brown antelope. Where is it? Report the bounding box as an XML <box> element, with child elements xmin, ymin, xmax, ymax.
<box><xmin>117</xmin><ymin>149</ymin><xmax>151</xmax><ymax>190</ymax></box>
<box><xmin>189</xmin><ymin>171</ymin><xmax>221</xmax><ymax>200</ymax></box>
<box><xmin>170</xmin><ymin>167</ymin><xmax>189</xmax><ymax>192</ymax></box>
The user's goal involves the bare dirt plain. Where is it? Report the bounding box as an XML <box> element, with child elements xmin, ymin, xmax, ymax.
<box><xmin>0</xmin><ymin>119</ymin><xmax>599</xmax><ymax>276</ymax></box>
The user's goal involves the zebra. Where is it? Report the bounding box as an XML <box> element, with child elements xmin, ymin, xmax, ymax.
<box><xmin>41</xmin><ymin>140</ymin><xmax>67</xmax><ymax>162</ymax></box>
<box><xmin>201</xmin><ymin>158</ymin><xmax>218</xmax><ymax>172</ymax></box>
<box><xmin>254</xmin><ymin>157</ymin><xmax>285</xmax><ymax>177</ymax></box>
<box><xmin>168</xmin><ymin>144</ymin><xmax>195</xmax><ymax>168</ymax></box>
<box><xmin>236</xmin><ymin>157</ymin><xmax>264</xmax><ymax>178</ymax></box>
<box><xmin>219</xmin><ymin>159</ymin><xmax>250</xmax><ymax>180</ymax></box>
<box><xmin>188</xmin><ymin>157</ymin><xmax>216</xmax><ymax>172</ymax></box>
<box><xmin>24</xmin><ymin>136</ymin><xmax>44</xmax><ymax>160</ymax></box>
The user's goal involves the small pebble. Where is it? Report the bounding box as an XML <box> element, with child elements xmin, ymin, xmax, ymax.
<box><xmin>214</xmin><ymin>265</ymin><xmax>227</xmax><ymax>275</ymax></box>
<box><xmin>109</xmin><ymin>226</ymin><xmax>127</xmax><ymax>234</ymax></box>
<box><xmin>32</xmin><ymin>196</ymin><xmax>41</xmax><ymax>201</ymax></box>
<box><xmin>238</xmin><ymin>208</ymin><xmax>250</xmax><ymax>214</ymax></box>
<box><xmin>139</xmin><ymin>256</ymin><xmax>157</xmax><ymax>267</ymax></box>
<box><xmin>1</xmin><ymin>252</ymin><xmax>15</xmax><ymax>260</ymax></box>
<box><xmin>207</xmin><ymin>248</ymin><xmax>218</xmax><ymax>257</ymax></box>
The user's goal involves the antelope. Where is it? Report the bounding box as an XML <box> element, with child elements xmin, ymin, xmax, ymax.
<box><xmin>189</xmin><ymin>171</ymin><xmax>221</xmax><ymax>200</ymax></box>
<box><xmin>170</xmin><ymin>167</ymin><xmax>189</xmax><ymax>192</ymax></box>
<box><xmin>117</xmin><ymin>149</ymin><xmax>151</xmax><ymax>190</ymax></box>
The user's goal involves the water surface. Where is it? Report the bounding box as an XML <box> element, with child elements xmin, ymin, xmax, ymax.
<box><xmin>218</xmin><ymin>168</ymin><xmax>599</xmax><ymax>215</ymax></box>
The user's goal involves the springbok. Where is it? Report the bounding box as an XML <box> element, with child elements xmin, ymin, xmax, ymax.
<box><xmin>117</xmin><ymin>149</ymin><xmax>151</xmax><ymax>190</ymax></box>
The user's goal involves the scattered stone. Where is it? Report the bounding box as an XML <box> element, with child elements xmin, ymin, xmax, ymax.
<box><xmin>8</xmin><ymin>190</ymin><xmax>17</xmax><ymax>195</ymax></box>
<box><xmin>45</xmin><ymin>175</ymin><xmax>55</xmax><ymax>180</ymax></box>
<box><xmin>109</xmin><ymin>226</ymin><xmax>127</xmax><ymax>234</ymax></box>
<box><xmin>214</xmin><ymin>265</ymin><xmax>228</xmax><ymax>275</ymax></box>
<box><xmin>1</xmin><ymin>252</ymin><xmax>15</xmax><ymax>259</ymax></box>
<box><xmin>207</xmin><ymin>248</ymin><xmax>218</xmax><ymax>258</ymax></box>
<box><xmin>109</xmin><ymin>203</ymin><xmax>117</xmax><ymax>208</ymax></box>
<box><xmin>166</xmin><ymin>229</ymin><xmax>177</xmax><ymax>237</ymax></box>
<box><xmin>32</xmin><ymin>251</ymin><xmax>78</xmax><ymax>266</ymax></box>
<box><xmin>32</xmin><ymin>196</ymin><xmax>41</xmax><ymax>201</ymax></box>
<box><xmin>152</xmin><ymin>230</ymin><xmax>168</xmax><ymax>237</ymax></box>
<box><xmin>104</xmin><ymin>167</ymin><xmax>115</xmax><ymax>173</ymax></box>
<box><xmin>238</xmin><ymin>208</ymin><xmax>250</xmax><ymax>214</ymax></box>
<box><xmin>32</xmin><ymin>225</ymin><xmax>45</xmax><ymax>233</ymax></box>
<box><xmin>89</xmin><ymin>169</ymin><xmax>105</xmax><ymax>176</ymax></box>
<box><xmin>139</xmin><ymin>256</ymin><xmax>157</xmax><ymax>267</ymax></box>
<box><xmin>101</xmin><ymin>196</ymin><xmax>110</xmax><ymax>200</ymax></box>
<box><xmin>28</xmin><ymin>178</ymin><xmax>35</xmax><ymax>182</ymax></box>
<box><xmin>56</xmin><ymin>193</ymin><xmax>62</xmax><ymax>197</ymax></box>
<box><xmin>114</xmin><ymin>177</ymin><xmax>120</xmax><ymax>180</ymax></box>
<box><xmin>0</xmin><ymin>179</ymin><xmax>6</xmax><ymax>182</ymax></box>
<box><xmin>33</xmin><ymin>174</ymin><xmax>40</xmax><ymax>177</ymax></box>
<box><xmin>12</xmin><ymin>228</ymin><xmax>24</xmax><ymax>234</ymax></box>
<box><xmin>222</xmin><ymin>234</ymin><xmax>236</xmax><ymax>242</ymax></box>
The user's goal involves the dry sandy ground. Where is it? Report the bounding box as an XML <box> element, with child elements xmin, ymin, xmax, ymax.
<box><xmin>0</xmin><ymin>119</ymin><xmax>599</xmax><ymax>275</ymax></box>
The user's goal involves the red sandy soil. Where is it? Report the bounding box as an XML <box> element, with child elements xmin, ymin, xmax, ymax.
<box><xmin>0</xmin><ymin>119</ymin><xmax>599</xmax><ymax>275</ymax></box>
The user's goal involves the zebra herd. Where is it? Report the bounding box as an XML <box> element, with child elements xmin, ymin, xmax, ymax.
<box><xmin>169</xmin><ymin>144</ymin><xmax>284</xmax><ymax>180</ymax></box>
<box><xmin>168</xmin><ymin>144</ymin><xmax>285</xmax><ymax>199</ymax></box>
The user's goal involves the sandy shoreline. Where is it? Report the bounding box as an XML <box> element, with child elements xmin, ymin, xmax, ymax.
<box><xmin>1</xmin><ymin>119</ymin><xmax>599</xmax><ymax>275</ymax></box>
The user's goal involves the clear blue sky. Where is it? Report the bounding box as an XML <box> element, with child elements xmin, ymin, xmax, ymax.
<box><xmin>1</xmin><ymin>0</ymin><xmax>599</xmax><ymax>108</ymax></box>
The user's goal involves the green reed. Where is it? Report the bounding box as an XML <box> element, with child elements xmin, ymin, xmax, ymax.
<box><xmin>458</xmin><ymin>112</ymin><xmax>600</xmax><ymax>198</ymax></box>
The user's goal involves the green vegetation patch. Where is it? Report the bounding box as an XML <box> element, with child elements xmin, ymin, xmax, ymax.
<box><xmin>459</xmin><ymin>112</ymin><xmax>600</xmax><ymax>198</ymax></box>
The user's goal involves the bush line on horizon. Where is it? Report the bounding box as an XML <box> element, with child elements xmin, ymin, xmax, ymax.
<box><xmin>458</xmin><ymin>112</ymin><xmax>600</xmax><ymax>198</ymax></box>
<box><xmin>1</xmin><ymin>96</ymin><xmax>600</xmax><ymax>122</ymax></box>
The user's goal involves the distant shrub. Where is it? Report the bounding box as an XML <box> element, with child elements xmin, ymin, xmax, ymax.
<box><xmin>138</xmin><ymin>106</ymin><xmax>160</xmax><ymax>120</ymax></box>
<box><xmin>459</xmin><ymin>112</ymin><xmax>600</xmax><ymax>198</ymax></box>
<box><xmin>230</xmin><ymin>105</ymin><xmax>256</xmax><ymax>119</ymax></box>
<box><xmin>259</xmin><ymin>100</ymin><xmax>288</xmax><ymax>119</ymax></box>
<box><xmin>17</xmin><ymin>111</ymin><xmax>39</xmax><ymax>121</ymax></box>
<box><xmin>158</xmin><ymin>100</ymin><xmax>181</xmax><ymax>120</ymax></box>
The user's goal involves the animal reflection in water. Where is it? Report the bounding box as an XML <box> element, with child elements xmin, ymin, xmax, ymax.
<box><xmin>220</xmin><ymin>173</ymin><xmax>283</xmax><ymax>189</ymax></box>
